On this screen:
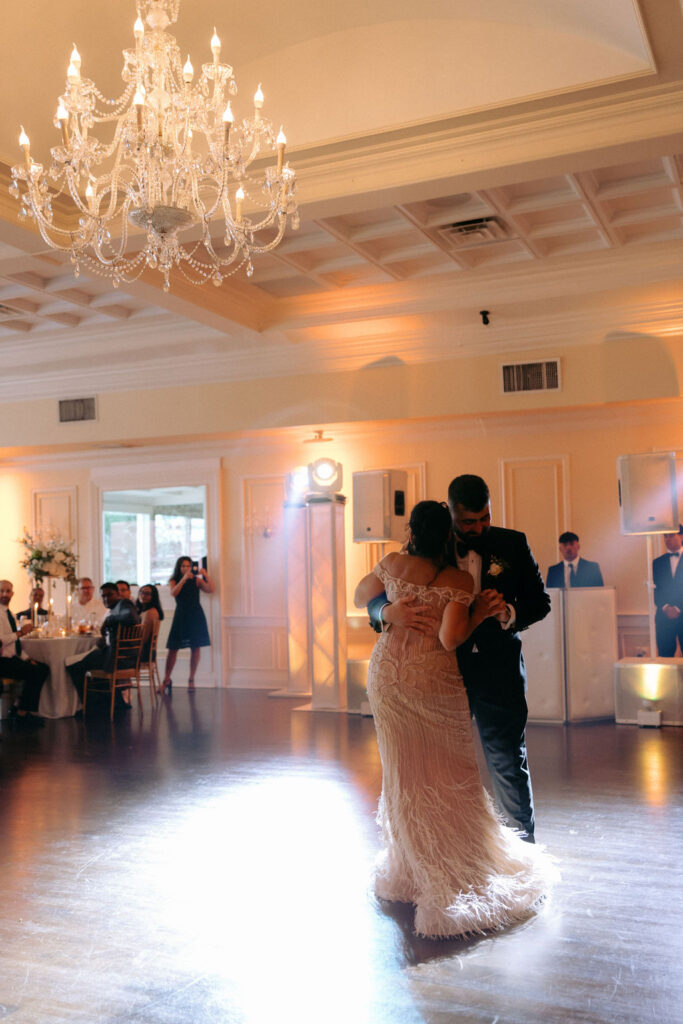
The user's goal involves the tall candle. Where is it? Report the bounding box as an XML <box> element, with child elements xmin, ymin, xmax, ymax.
<box><xmin>33</xmin><ymin>601</ymin><xmax>38</xmax><ymax>628</ymax></box>
<box><xmin>67</xmin><ymin>593</ymin><xmax>72</xmax><ymax>631</ymax></box>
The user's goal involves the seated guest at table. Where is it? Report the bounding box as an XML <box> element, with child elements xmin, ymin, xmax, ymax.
<box><xmin>0</xmin><ymin>579</ymin><xmax>48</xmax><ymax>728</ymax></box>
<box><xmin>75</xmin><ymin>577</ymin><xmax>107</xmax><ymax>625</ymax></box>
<box><xmin>116</xmin><ymin>580</ymin><xmax>134</xmax><ymax>602</ymax></box>
<box><xmin>16</xmin><ymin>585</ymin><xmax>49</xmax><ymax>622</ymax></box>
<box><xmin>136</xmin><ymin>584</ymin><xmax>164</xmax><ymax>663</ymax></box>
<box><xmin>66</xmin><ymin>582</ymin><xmax>140</xmax><ymax>712</ymax></box>
<box><xmin>546</xmin><ymin>531</ymin><xmax>604</xmax><ymax>588</ymax></box>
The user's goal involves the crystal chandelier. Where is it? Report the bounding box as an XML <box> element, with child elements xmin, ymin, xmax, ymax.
<box><xmin>10</xmin><ymin>0</ymin><xmax>298</xmax><ymax>292</ymax></box>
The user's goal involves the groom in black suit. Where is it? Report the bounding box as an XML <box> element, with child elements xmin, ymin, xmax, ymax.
<box><xmin>368</xmin><ymin>474</ymin><xmax>550</xmax><ymax>841</ymax></box>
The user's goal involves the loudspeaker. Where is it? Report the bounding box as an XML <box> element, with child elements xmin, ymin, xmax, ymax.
<box><xmin>352</xmin><ymin>470</ymin><xmax>407</xmax><ymax>542</ymax></box>
<box><xmin>617</xmin><ymin>452</ymin><xmax>679</xmax><ymax>534</ymax></box>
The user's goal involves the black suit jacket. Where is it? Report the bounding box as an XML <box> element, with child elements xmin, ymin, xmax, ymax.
<box><xmin>369</xmin><ymin>526</ymin><xmax>550</xmax><ymax>701</ymax></box>
<box><xmin>100</xmin><ymin>599</ymin><xmax>140</xmax><ymax>670</ymax></box>
<box><xmin>545</xmin><ymin>557</ymin><xmax>604</xmax><ymax>588</ymax></box>
<box><xmin>652</xmin><ymin>553</ymin><xmax>683</xmax><ymax>612</ymax></box>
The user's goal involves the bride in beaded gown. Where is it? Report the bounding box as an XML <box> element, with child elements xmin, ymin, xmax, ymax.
<box><xmin>355</xmin><ymin>501</ymin><xmax>555</xmax><ymax>940</ymax></box>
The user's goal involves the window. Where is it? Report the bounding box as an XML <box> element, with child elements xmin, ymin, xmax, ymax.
<box><xmin>102</xmin><ymin>486</ymin><xmax>207</xmax><ymax>585</ymax></box>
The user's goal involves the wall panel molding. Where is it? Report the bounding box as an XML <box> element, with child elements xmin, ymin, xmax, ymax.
<box><xmin>32</xmin><ymin>487</ymin><xmax>78</xmax><ymax>544</ymax></box>
<box><xmin>501</xmin><ymin>455</ymin><xmax>569</xmax><ymax>575</ymax></box>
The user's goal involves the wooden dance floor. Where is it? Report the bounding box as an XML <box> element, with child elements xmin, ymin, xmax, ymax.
<box><xmin>1</xmin><ymin>690</ymin><xmax>680</xmax><ymax>1024</ymax></box>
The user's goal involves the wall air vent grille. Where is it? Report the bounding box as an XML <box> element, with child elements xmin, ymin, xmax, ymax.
<box><xmin>438</xmin><ymin>217</ymin><xmax>509</xmax><ymax>249</ymax></box>
<box><xmin>502</xmin><ymin>360</ymin><xmax>560</xmax><ymax>394</ymax></box>
<box><xmin>59</xmin><ymin>397</ymin><xmax>97</xmax><ymax>423</ymax></box>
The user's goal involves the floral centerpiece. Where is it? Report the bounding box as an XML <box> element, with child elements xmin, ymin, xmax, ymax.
<box><xmin>19</xmin><ymin>529</ymin><xmax>79</xmax><ymax>587</ymax></box>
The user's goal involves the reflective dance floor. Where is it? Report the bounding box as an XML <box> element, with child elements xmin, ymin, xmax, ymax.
<box><xmin>1</xmin><ymin>690</ymin><xmax>680</xmax><ymax>1023</ymax></box>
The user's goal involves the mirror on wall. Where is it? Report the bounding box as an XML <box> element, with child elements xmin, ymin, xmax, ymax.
<box><xmin>102</xmin><ymin>485</ymin><xmax>207</xmax><ymax>585</ymax></box>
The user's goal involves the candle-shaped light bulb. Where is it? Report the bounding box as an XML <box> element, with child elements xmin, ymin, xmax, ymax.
<box><xmin>277</xmin><ymin>126</ymin><xmax>286</xmax><ymax>173</ymax></box>
<box><xmin>222</xmin><ymin>101</ymin><xmax>233</xmax><ymax>146</ymax></box>
<box><xmin>67</xmin><ymin>60</ymin><xmax>80</xmax><ymax>84</ymax></box>
<box><xmin>236</xmin><ymin>185</ymin><xmax>244</xmax><ymax>221</ymax></box>
<box><xmin>19</xmin><ymin>126</ymin><xmax>31</xmax><ymax>168</ymax></box>
<box><xmin>56</xmin><ymin>102</ymin><xmax>70</xmax><ymax>145</ymax></box>
<box><xmin>70</xmin><ymin>44</ymin><xmax>81</xmax><ymax>70</ymax></box>
<box><xmin>211</xmin><ymin>27</ymin><xmax>221</xmax><ymax>59</ymax></box>
<box><xmin>134</xmin><ymin>85</ymin><xmax>145</xmax><ymax>133</ymax></box>
<box><xmin>134</xmin><ymin>16</ymin><xmax>144</xmax><ymax>39</ymax></box>
<box><xmin>85</xmin><ymin>181</ymin><xmax>94</xmax><ymax>201</ymax></box>
<box><xmin>254</xmin><ymin>83</ymin><xmax>264</xmax><ymax>109</ymax></box>
<box><xmin>183</xmin><ymin>55</ymin><xmax>194</xmax><ymax>83</ymax></box>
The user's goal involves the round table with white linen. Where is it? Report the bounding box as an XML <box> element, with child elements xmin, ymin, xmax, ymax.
<box><xmin>22</xmin><ymin>635</ymin><xmax>98</xmax><ymax>719</ymax></box>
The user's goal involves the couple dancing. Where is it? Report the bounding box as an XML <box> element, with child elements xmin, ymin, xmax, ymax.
<box><xmin>354</xmin><ymin>474</ymin><xmax>556</xmax><ymax>939</ymax></box>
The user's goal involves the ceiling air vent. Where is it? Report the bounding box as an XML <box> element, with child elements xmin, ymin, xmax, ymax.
<box><xmin>438</xmin><ymin>217</ymin><xmax>509</xmax><ymax>249</ymax></box>
<box><xmin>501</xmin><ymin>360</ymin><xmax>560</xmax><ymax>394</ymax></box>
<box><xmin>59</xmin><ymin>397</ymin><xmax>97</xmax><ymax>423</ymax></box>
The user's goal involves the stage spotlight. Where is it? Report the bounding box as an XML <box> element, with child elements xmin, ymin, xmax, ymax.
<box><xmin>308</xmin><ymin>457</ymin><xmax>343</xmax><ymax>497</ymax></box>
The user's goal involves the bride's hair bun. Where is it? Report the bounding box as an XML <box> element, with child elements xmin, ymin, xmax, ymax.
<box><xmin>407</xmin><ymin>501</ymin><xmax>451</xmax><ymax>560</ymax></box>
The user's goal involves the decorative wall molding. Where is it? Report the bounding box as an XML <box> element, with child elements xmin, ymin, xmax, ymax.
<box><xmin>617</xmin><ymin>613</ymin><xmax>651</xmax><ymax>659</ymax></box>
<box><xmin>241</xmin><ymin>475</ymin><xmax>287</xmax><ymax>617</ymax></box>
<box><xmin>32</xmin><ymin>487</ymin><xmax>78</xmax><ymax>544</ymax></box>
<box><xmin>501</xmin><ymin>455</ymin><xmax>569</xmax><ymax>571</ymax></box>
<box><xmin>223</xmin><ymin>615</ymin><xmax>288</xmax><ymax>689</ymax></box>
<box><xmin>292</xmin><ymin>81</ymin><xmax>683</xmax><ymax>209</ymax></box>
<box><xmin>2</xmin><ymin>400</ymin><xmax>683</xmax><ymax>473</ymax></box>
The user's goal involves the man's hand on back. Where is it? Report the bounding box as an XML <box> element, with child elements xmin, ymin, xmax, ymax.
<box><xmin>384</xmin><ymin>596</ymin><xmax>441</xmax><ymax>636</ymax></box>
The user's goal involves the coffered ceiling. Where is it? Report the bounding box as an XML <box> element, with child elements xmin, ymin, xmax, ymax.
<box><xmin>0</xmin><ymin>0</ymin><xmax>682</xmax><ymax>402</ymax></box>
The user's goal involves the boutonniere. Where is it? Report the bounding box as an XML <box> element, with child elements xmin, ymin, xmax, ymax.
<box><xmin>487</xmin><ymin>556</ymin><xmax>509</xmax><ymax>578</ymax></box>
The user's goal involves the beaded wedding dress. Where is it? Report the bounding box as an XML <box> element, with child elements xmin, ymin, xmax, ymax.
<box><xmin>368</xmin><ymin>564</ymin><xmax>555</xmax><ymax>939</ymax></box>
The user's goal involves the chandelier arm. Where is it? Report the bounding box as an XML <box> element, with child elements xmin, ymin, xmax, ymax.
<box><xmin>63</xmin><ymin>167</ymin><xmax>94</xmax><ymax>218</ymax></box>
<box><xmin>89</xmin><ymin>83</ymin><xmax>136</xmax><ymax>121</ymax></box>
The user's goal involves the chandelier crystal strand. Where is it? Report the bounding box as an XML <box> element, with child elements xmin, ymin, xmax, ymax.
<box><xmin>10</xmin><ymin>0</ymin><xmax>297</xmax><ymax>292</ymax></box>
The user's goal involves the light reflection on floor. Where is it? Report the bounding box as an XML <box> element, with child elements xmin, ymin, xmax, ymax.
<box><xmin>0</xmin><ymin>691</ymin><xmax>680</xmax><ymax>1024</ymax></box>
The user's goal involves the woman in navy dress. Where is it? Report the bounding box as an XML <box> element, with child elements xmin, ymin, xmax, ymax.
<box><xmin>161</xmin><ymin>557</ymin><xmax>214</xmax><ymax>692</ymax></box>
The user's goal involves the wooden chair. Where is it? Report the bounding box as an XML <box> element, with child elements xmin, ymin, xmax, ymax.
<box><xmin>83</xmin><ymin>624</ymin><xmax>144</xmax><ymax>721</ymax></box>
<box><xmin>138</xmin><ymin>618</ymin><xmax>162</xmax><ymax>705</ymax></box>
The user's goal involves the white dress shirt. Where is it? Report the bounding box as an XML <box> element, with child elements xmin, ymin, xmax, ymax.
<box><xmin>0</xmin><ymin>605</ymin><xmax>18</xmax><ymax>658</ymax></box>
<box><xmin>456</xmin><ymin>548</ymin><xmax>515</xmax><ymax>629</ymax></box>
<box><xmin>74</xmin><ymin>597</ymin><xmax>107</xmax><ymax>624</ymax></box>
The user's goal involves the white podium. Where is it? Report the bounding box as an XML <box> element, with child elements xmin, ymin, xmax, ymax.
<box><xmin>523</xmin><ymin>588</ymin><xmax>618</xmax><ymax>722</ymax></box>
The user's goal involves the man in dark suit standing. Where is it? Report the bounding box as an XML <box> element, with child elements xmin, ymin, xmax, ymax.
<box><xmin>545</xmin><ymin>531</ymin><xmax>604</xmax><ymax>588</ymax></box>
<box><xmin>652</xmin><ymin>526</ymin><xmax>683</xmax><ymax>657</ymax></box>
<box><xmin>368</xmin><ymin>474</ymin><xmax>550</xmax><ymax>842</ymax></box>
